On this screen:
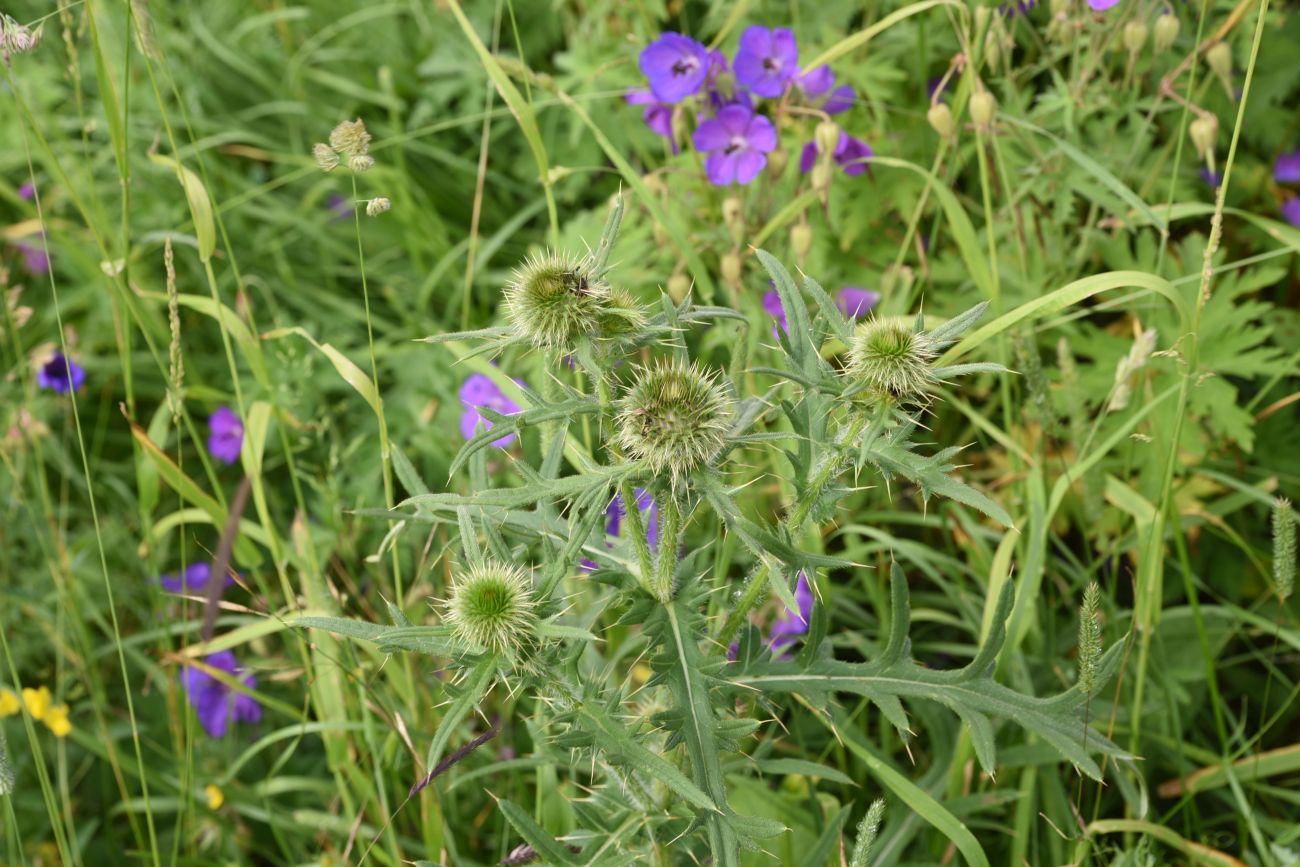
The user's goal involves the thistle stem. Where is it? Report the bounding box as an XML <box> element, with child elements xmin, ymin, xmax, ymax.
<box><xmin>654</xmin><ymin>496</ymin><xmax>682</xmax><ymax>602</ymax></box>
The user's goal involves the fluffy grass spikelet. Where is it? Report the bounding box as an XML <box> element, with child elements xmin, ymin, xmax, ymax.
<box><xmin>615</xmin><ymin>359</ymin><xmax>733</xmax><ymax>484</ymax></box>
<box><xmin>847</xmin><ymin>316</ymin><xmax>939</xmax><ymax>402</ymax></box>
<box><xmin>1077</xmin><ymin>582</ymin><xmax>1103</xmax><ymax>695</ymax></box>
<box><xmin>504</xmin><ymin>250</ymin><xmax>613</xmax><ymax>349</ymax></box>
<box><xmin>1273</xmin><ymin>498</ymin><xmax>1295</xmax><ymax>601</ymax></box>
<box><xmin>444</xmin><ymin>562</ymin><xmax>537</xmax><ymax>655</ymax></box>
<box><xmin>849</xmin><ymin>799</ymin><xmax>886</xmax><ymax>867</ymax></box>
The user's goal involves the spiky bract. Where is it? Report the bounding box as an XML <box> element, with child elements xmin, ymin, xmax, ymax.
<box><xmin>444</xmin><ymin>562</ymin><xmax>537</xmax><ymax>655</ymax></box>
<box><xmin>847</xmin><ymin>316</ymin><xmax>938</xmax><ymax>402</ymax></box>
<box><xmin>504</xmin><ymin>251</ymin><xmax>614</xmax><ymax>349</ymax></box>
<box><xmin>615</xmin><ymin>360</ymin><xmax>733</xmax><ymax>484</ymax></box>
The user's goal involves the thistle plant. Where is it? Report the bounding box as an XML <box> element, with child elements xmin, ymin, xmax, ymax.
<box><xmin>614</xmin><ymin>359</ymin><xmax>733</xmax><ymax>487</ymax></box>
<box><xmin>443</xmin><ymin>561</ymin><xmax>537</xmax><ymax>656</ymax></box>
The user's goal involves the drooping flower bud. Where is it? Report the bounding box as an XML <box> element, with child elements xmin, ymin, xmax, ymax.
<box><xmin>1205</xmin><ymin>42</ymin><xmax>1233</xmax><ymax>98</ymax></box>
<box><xmin>766</xmin><ymin>147</ymin><xmax>789</xmax><ymax>179</ymax></box>
<box><xmin>504</xmin><ymin>251</ymin><xmax>611</xmax><ymax>349</ymax></box>
<box><xmin>667</xmin><ymin>273</ymin><xmax>691</xmax><ymax>304</ymax></box>
<box><xmin>313</xmin><ymin>143</ymin><xmax>339</xmax><ymax>172</ymax></box>
<box><xmin>1153</xmin><ymin>13</ymin><xmax>1180</xmax><ymax>53</ymax></box>
<box><xmin>365</xmin><ymin>197</ymin><xmax>391</xmax><ymax>217</ymax></box>
<box><xmin>970</xmin><ymin>90</ymin><xmax>997</xmax><ymax>130</ymax></box>
<box><xmin>790</xmin><ymin>223</ymin><xmax>813</xmax><ymax>262</ymax></box>
<box><xmin>984</xmin><ymin>29</ymin><xmax>1003</xmax><ymax>72</ymax></box>
<box><xmin>814</xmin><ymin>121</ymin><xmax>841</xmax><ymax>158</ymax></box>
<box><xmin>444</xmin><ymin>561</ymin><xmax>537</xmax><ymax>655</ymax></box>
<box><xmin>328</xmin><ymin>118</ymin><xmax>371</xmax><ymax>158</ymax></box>
<box><xmin>810</xmin><ymin>161</ymin><xmax>833</xmax><ymax>196</ymax></box>
<box><xmin>1189</xmin><ymin>114</ymin><xmax>1217</xmax><ymax>162</ymax></box>
<box><xmin>1123</xmin><ymin>20</ymin><xmax>1148</xmax><ymax>57</ymax></box>
<box><xmin>614</xmin><ymin>359</ymin><xmax>733</xmax><ymax>486</ymax></box>
<box><xmin>722</xmin><ymin>196</ymin><xmax>744</xmax><ymax>243</ymax></box>
<box><xmin>652</xmin><ymin>220</ymin><xmax>671</xmax><ymax>247</ymax></box>
<box><xmin>720</xmin><ymin>251</ymin><xmax>742</xmax><ymax>286</ymax></box>
<box><xmin>927</xmin><ymin>102</ymin><xmax>955</xmax><ymax>141</ymax></box>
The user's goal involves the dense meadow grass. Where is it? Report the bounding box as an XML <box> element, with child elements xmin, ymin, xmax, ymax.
<box><xmin>2</xmin><ymin>0</ymin><xmax>1299</xmax><ymax>864</ymax></box>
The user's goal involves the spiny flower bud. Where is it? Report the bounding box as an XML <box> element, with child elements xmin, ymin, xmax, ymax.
<box><xmin>790</xmin><ymin>223</ymin><xmax>813</xmax><ymax>261</ymax></box>
<box><xmin>365</xmin><ymin>197</ymin><xmax>391</xmax><ymax>217</ymax></box>
<box><xmin>504</xmin><ymin>250</ymin><xmax>611</xmax><ymax>349</ymax></box>
<box><xmin>328</xmin><ymin>118</ymin><xmax>371</xmax><ymax>158</ymax></box>
<box><xmin>1205</xmin><ymin>41</ymin><xmax>1233</xmax><ymax>97</ymax></box>
<box><xmin>313</xmin><ymin>143</ymin><xmax>339</xmax><ymax>172</ymax></box>
<box><xmin>927</xmin><ymin>102</ymin><xmax>955</xmax><ymax>141</ymax></box>
<box><xmin>349</xmin><ymin>154</ymin><xmax>375</xmax><ymax>174</ymax></box>
<box><xmin>720</xmin><ymin>251</ymin><xmax>742</xmax><ymax>286</ymax></box>
<box><xmin>970</xmin><ymin>90</ymin><xmax>997</xmax><ymax>130</ymax></box>
<box><xmin>1189</xmin><ymin>114</ymin><xmax>1217</xmax><ymax>162</ymax></box>
<box><xmin>615</xmin><ymin>359</ymin><xmax>733</xmax><ymax>486</ymax></box>
<box><xmin>847</xmin><ymin>317</ymin><xmax>939</xmax><ymax>401</ymax></box>
<box><xmin>1153</xmin><ymin>13</ymin><xmax>1180</xmax><ymax>53</ymax></box>
<box><xmin>1274</xmin><ymin>498</ymin><xmax>1295</xmax><ymax>601</ymax></box>
<box><xmin>814</xmin><ymin>121</ymin><xmax>841</xmax><ymax>158</ymax></box>
<box><xmin>1123</xmin><ymin>20</ymin><xmax>1148</xmax><ymax>56</ymax></box>
<box><xmin>667</xmin><ymin>273</ymin><xmax>691</xmax><ymax>304</ymax></box>
<box><xmin>443</xmin><ymin>561</ymin><xmax>537</xmax><ymax>655</ymax></box>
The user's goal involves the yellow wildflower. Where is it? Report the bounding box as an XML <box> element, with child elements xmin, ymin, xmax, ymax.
<box><xmin>205</xmin><ymin>783</ymin><xmax>224</xmax><ymax>810</ymax></box>
<box><xmin>44</xmin><ymin>704</ymin><xmax>72</xmax><ymax>738</ymax></box>
<box><xmin>0</xmin><ymin>688</ymin><xmax>20</xmax><ymax>717</ymax></box>
<box><xmin>22</xmin><ymin>685</ymin><xmax>52</xmax><ymax>720</ymax></box>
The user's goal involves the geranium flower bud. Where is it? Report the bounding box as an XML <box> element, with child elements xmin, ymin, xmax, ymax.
<box><xmin>614</xmin><ymin>359</ymin><xmax>733</xmax><ymax>486</ymax></box>
<box><xmin>848</xmin><ymin>317</ymin><xmax>940</xmax><ymax>402</ymax></box>
<box><xmin>814</xmin><ymin>121</ymin><xmax>841</xmax><ymax>158</ymax></box>
<box><xmin>313</xmin><ymin>143</ymin><xmax>339</xmax><ymax>172</ymax></box>
<box><xmin>444</xmin><ymin>562</ymin><xmax>537</xmax><ymax>655</ymax></box>
<box><xmin>1189</xmin><ymin>114</ymin><xmax>1217</xmax><ymax>162</ymax></box>
<box><xmin>722</xmin><ymin>196</ymin><xmax>744</xmax><ymax>229</ymax></box>
<box><xmin>1123</xmin><ymin>20</ymin><xmax>1148</xmax><ymax>56</ymax></box>
<box><xmin>766</xmin><ymin>147</ymin><xmax>789</xmax><ymax>178</ymax></box>
<box><xmin>1153</xmin><ymin>13</ymin><xmax>1180</xmax><ymax>53</ymax></box>
<box><xmin>984</xmin><ymin>30</ymin><xmax>1003</xmax><ymax>71</ymax></box>
<box><xmin>504</xmin><ymin>251</ymin><xmax>611</xmax><ymax>349</ymax></box>
<box><xmin>667</xmin><ymin>273</ymin><xmax>691</xmax><ymax>304</ymax></box>
<box><xmin>810</xmin><ymin>161</ymin><xmax>833</xmax><ymax>195</ymax></box>
<box><xmin>970</xmin><ymin>90</ymin><xmax>997</xmax><ymax>130</ymax></box>
<box><xmin>720</xmin><ymin>251</ymin><xmax>742</xmax><ymax>286</ymax></box>
<box><xmin>1205</xmin><ymin>42</ymin><xmax>1233</xmax><ymax>97</ymax></box>
<box><xmin>652</xmin><ymin>220</ymin><xmax>671</xmax><ymax>247</ymax></box>
<box><xmin>927</xmin><ymin>102</ymin><xmax>955</xmax><ymax>141</ymax></box>
<box><xmin>365</xmin><ymin>197</ymin><xmax>391</xmax><ymax>217</ymax></box>
<box><xmin>790</xmin><ymin>223</ymin><xmax>813</xmax><ymax>261</ymax></box>
<box><xmin>328</xmin><ymin>118</ymin><xmax>371</xmax><ymax>158</ymax></box>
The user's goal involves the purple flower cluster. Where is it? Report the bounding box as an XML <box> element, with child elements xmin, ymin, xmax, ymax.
<box><xmin>728</xmin><ymin>571</ymin><xmax>816</xmax><ymax>661</ymax></box>
<box><xmin>37</xmin><ymin>351</ymin><xmax>86</xmax><ymax>393</ymax></box>
<box><xmin>764</xmin><ymin>285</ymin><xmax>881</xmax><ymax>337</ymax></box>
<box><xmin>182</xmin><ymin>651</ymin><xmax>262</xmax><ymax>739</ymax></box>
<box><xmin>1087</xmin><ymin>0</ymin><xmax>1121</xmax><ymax>10</ymax></box>
<box><xmin>1277</xmin><ymin>150</ymin><xmax>1300</xmax><ymax>227</ymax></box>
<box><xmin>459</xmin><ymin>373</ymin><xmax>523</xmax><ymax>447</ymax></box>
<box><xmin>799</xmin><ymin>130</ymin><xmax>872</xmax><ymax>177</ymax></box>
<box><xmin>631</xmin><ymin>27</ymin><xmax>860</xmax><ymax>186</ymax></box>
<box><xmin>160</xmin><ymin>562</ymin><xmax>236</xmax><ymax>595</ymax></box>
<box><xmin>208</xmin><ymin>407</ymin><xmax>244</xmax><ymax>465</ymax></box>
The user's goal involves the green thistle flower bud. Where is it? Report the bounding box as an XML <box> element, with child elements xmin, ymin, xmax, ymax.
<box><xmin>597</xmin><ymin>288</ymin><xmax>648</xmax><ymax>338</ymax></box>
<box><xmin>313</xmin><ymin>142</ymin><xmax>339</xmax><ymax>172</ymax></box>
<box><xmin>927</xmin><ymin>102</ymin><xmax>955</xmax><ymax>141</ymax></box>
<box><xmin>365</xmin><ymin>197</ymin><xmax>391</xmax><ymax>217</ymax></box>
<box><xmin>1189</xmin><ymin>114</ymin><xmax>1217</xmax><ymax>163</ymax></box>
<box><xmin>444</xmin><ymin>561</ymin><xmax>537</xmax><ymax>655</ymax></box>
<box><xmin>667</xmin><ymin>273</ymin><xmax>691</xmax><ymax>304</ymax></box>
<box><xmin>504</xmin><ymin>251</ymin><xmax>611</xmax><ymax>349</ymax></box>
<box><xmin>970</xmin><ymin>90</ymin><xmax>997</xmax><ymax>130</ymax></box>
<box><xmin>814</xmin><ymin>121</ymin><xmax>841</xmax><ymax>158</ymax></box>
<box><xmin>790</xmin><ymin>223</ymin><xmax>813</xmax><ymax>262</ymax></box>
<box><xmin>721</xmin><ymin>252</ymin><xmax>742</xmax><ymax>286</ymax></box>
<box><xmin>615</xmin><ymin>359</ymin><xmax>733</xmax><ymax>485</ymax></box>
<box><xmin>328</xmin><ymin>118</ymin><xmax>371</xmax><ymax>158</ymax></box>
<box><xmin>1153</xmin><ymin>13</ymin><xmax>1180</xmax><ymax>53</ymax></box>
<box><xmin>1123</xmin><ymin>20</ymin><xmax>1148</xmax><ymax>56</ymax></box>
<box><xmin>847</xmin><ymin>317</ymin><xmax>939</xmax><ymax>401</ymax></box>
<box><xmin>1273</xmin><ymin>498</ymin><xmax>1295</xmax><ymax>601</ymax></box>
<box><xmin>1205</xmin><ymin>41</ymin><xmax>1233</xmax><ymax>97</ymax></box>
<box><xmin>349</xmin><ymin>154</ymin><xmax>375</xmax><ymax>174</ymax></box>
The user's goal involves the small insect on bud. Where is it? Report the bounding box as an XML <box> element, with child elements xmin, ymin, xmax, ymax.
<box><xmin>667</xmin><ymin>273</ymin><xmax>691</xmax><ymax>304</ymax></box>
<box><xmin>349</xmin><ymin>154</ymin><xmax>375</xmax><ymax>174</ymax></box>
<box><xmin>970</xmin><ymin>90</ymin><xmax>997</xmax><ymax>130</ymax></box>
<box><xmin>766</xmin><ymin>147</ymin><xmax>789</xmax><ymax>179</ymax></box>
<box><xmin>848</xmin><ymin>317</ymin><xmax>940</xmax><ymax>402</ymax></box>
<box><xmin>1123</xmin><ymin>20</ymin><xmax>1148</xmax><ymax>56</ymax></box>
<box><xmin>814</xmin><ymin>121</ymin><xmax>841</xmax><ymax>158</ymax></box>
<box><xmin>790</xmin><ymin>223</ymin><xmax>813</xmax><ymax>262</ymax></box>
<box><xmin>927</xmin><ymin>102</ymin><xmax>955</xmax><ymax>141</ymax></box>
<box><xmin>810</xmin><ymin>161</ymin><xmax>834</xmax><ymax>196</ymax></box>
<box><xmin>720</xmin><ymin>251</ymin><xmax>743</xmax><ymax>286</ymax></box>
<box><xmin>444</xmin><ymin>561</ymin><xmax>537</xmax><ymax>655</ymax></box>
<box><xmin>504</xmin><ymin>250</ymin><xmax>611</xmax><ymax>349</ymax></box>
<box><xmin>614</xmin><ymin>359</ymin><xmax>734</xmax><ymax>486</ymax></box>
<box><xmin>329</xmin><ymin>118</ymin><xmax>371</xmax><ymax>158</ymax></box>
<box><xmin>1153</xmin><ymin>13</ymin><xmax>1180</xmax><ymax>53</ymax></box>
<box><xmin>365</xmin><ymin>197</ymin><xmax>391</xmax><ymax>217</ymax></box>
<box><xmin>1205</xmin><ymin>41</ymin><xmax>1233</xmax><ymax>98</ymax></box>
<box><xmin>313</xmin><ymin>143</ymin><xmax>339</xmax><ymax>172</ymax></box>
<box><xmin>1189</xmin><ymin>114</ymin><xmax>1217</xmax><ymax>162</ymax></box>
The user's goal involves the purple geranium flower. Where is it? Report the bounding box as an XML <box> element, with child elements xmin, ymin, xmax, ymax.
<box><xmin>640</xmin><ymin>32</ymin><xmax>710</xmax><ymax>104</ymax></box>
<box><xmin>181</xmin><ymin>651</ymin><xmax>262</xmax><ymax>739</ymax></box>
<box><xmin>1282</xmin><ymin>198</ymin><xmax>1300</xmax><ymax>227</ymax></box>
<box><xmin>734</xmin><ymin>26</ymin><xmax>798</xmax><ymax>98</ymax></box>
<box><xmin>999</xmin><ymin>0</ymin><xmax>1037</xmax><ymax>15</ymax></box>
<box><xmin>796</xmin><ymin>66</ymin><xmax>854</xmax><ymax>115</ymax></box>
<box><xmin>581</xmin><ymin>488</ymin><xmax>659</xmax><ymax>570</ymax></box>
<box><xmin>693</xmin><ymin>105</ymin><xmax>777</xmax><ymax>186</ymax></box>
<box><xmin>762</xmin><ymin>290</ymin><xmax>787</xmax><ymax>338</ymax></box>
<box><xmin>1088</xmin><ymin>0</ymin><xmax>1121</xmax><ymax>9</ymax></box>
<box><xmin>837</xmin><ymin>287</ymin><xmax>881</xmax><ymax>319</ymax></box>
<box><xmin>37</xmin><ymin>352</ymin><xmax>85</xmax><ymax>393</ymax></box>
<box><xmin>769</xmin><ymin>572</ymin><xmax>815</xmax><ymax>655</ymax></box>
<box><xmin>326</xmin><ymin>194</ymin><xmax>353</xmax><ymax>221</ymax></box>
<box><xmin>207</xmin><ymin>407</ymin><xmax>244</xmax><ymax>465</ymax></box>
<box><xmin>459</xmin><ymin>373</ymin><xmax>522</xmax><ymax>447</ymax></box>
<box><xmin>16</xmin><ymin>241</ymin><xmax>49</xmax><ymax>276</ymax></box>
<box><xmin>19</xmin><ymin>183</ymin><xmax>35</xmax><ymax>199</ymax></box>
<box><xmin>625</xmin><ymin>90</ymin><xmax>678</xmax><ymax>153</ymax></box>
<box><xmin>799</xmin><ymin>131</ymin><xmax>873</xmax><ymax>176</ymax></box>
<box><xmin>1200</xmin><ymin>167</ymin><xmax>1223</xmax><ymax>188</ymax></box>
<box><xmin>1275</xmin><ymin>151</ymin><xmax>1300</xmax><ymax>184</ymax></box>
<box><xmin>160</xmin><ymin>562</ymin><xmax>236</xmax><ymax>595</ymax></box>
